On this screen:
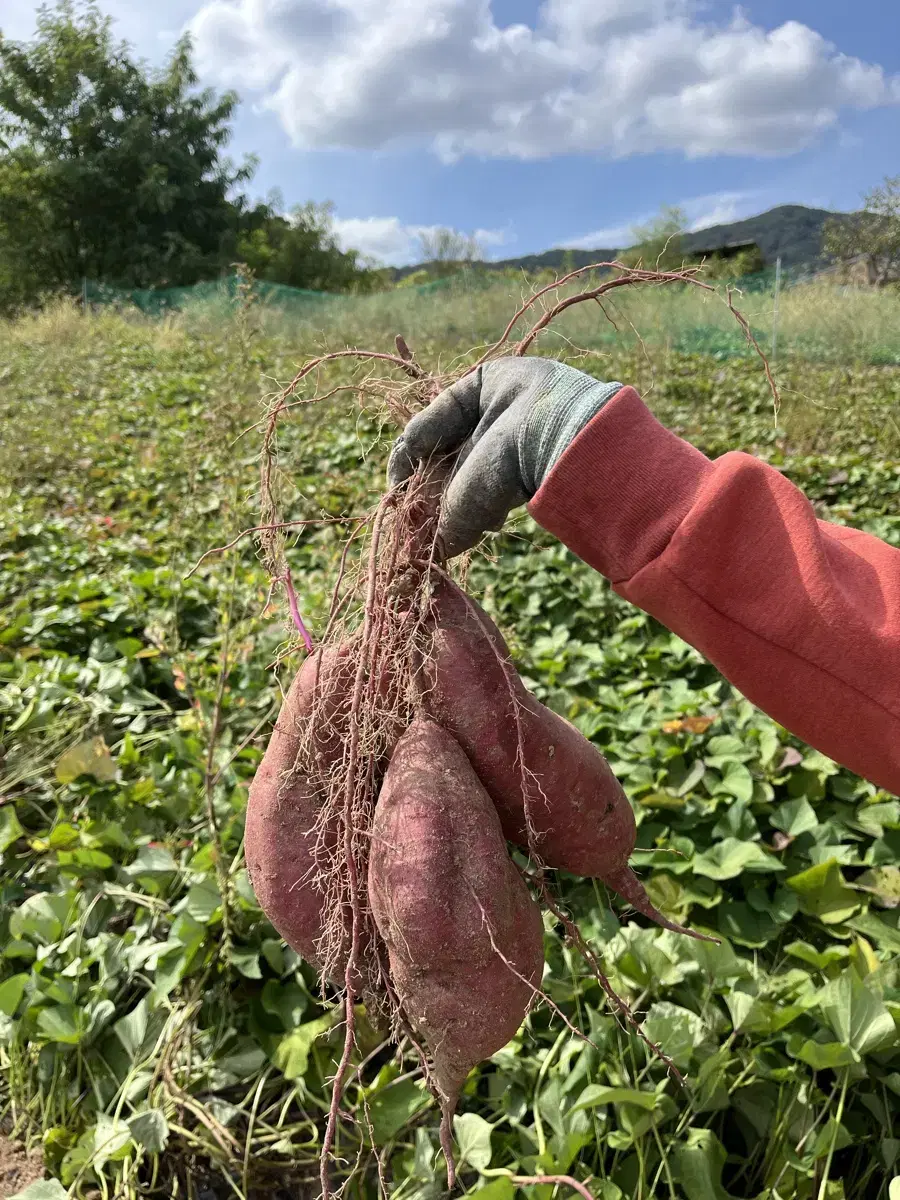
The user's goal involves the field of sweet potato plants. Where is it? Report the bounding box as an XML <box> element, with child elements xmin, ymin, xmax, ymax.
<box><xmin>1</xmin><ymin>284</ymin><xmax>900</xmax><ymax>1200</ymax></box>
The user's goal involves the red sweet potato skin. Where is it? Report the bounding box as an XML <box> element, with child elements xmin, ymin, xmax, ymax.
<box><xmin>245</xmin><ymin>647</ymin><xmax>352</xmax><ymax>969</ymax></box>
<box><xmin>425</xmin><ymin>579</ymin><xmax>636</xmax><ymax>879</ymax></box>
<box><xmin>368</xmin><ymin>717</ymin><xmax>544</xmax><ymax>1102</ymax></box>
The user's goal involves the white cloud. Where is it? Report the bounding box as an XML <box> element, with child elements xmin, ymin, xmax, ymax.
<box><xmin>685</xmin><ymin>191</ymin><xmax>753</xmax><ymax>231</ymax></box>
<box><xmin>188</xmin><ymin>0</ymin><xmax>900</xmax><ymax>161</ymax></box>
<box><xmin>564</xmin><ymin>189</ymin><xmax>763</xmax><ymax>248</ymax></box>
<box><xmin>559</xmin><ymin>222</ymin><xmax>636</xmax><ymax>250</ymax></box>
<box><xmin>331</xmin><ymin>216</ymin><xmax>506</xmax><ymax>265</ymax></box>
<box><xmin>560</xmin><ymin>190</ymin><xmax>760</xmax><ymax>249</ymax></box>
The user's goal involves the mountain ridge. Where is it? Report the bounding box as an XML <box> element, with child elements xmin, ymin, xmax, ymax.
<box><xmin>395</xmin><ymin>203</ymin><xmax>853</xmax><ymax>278</ymax></box>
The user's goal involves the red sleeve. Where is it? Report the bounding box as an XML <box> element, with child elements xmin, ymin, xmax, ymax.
<box><xmin>528</xmin><ymin>386</ymin><xmax>900</xmax><ymax>797</ymax></box>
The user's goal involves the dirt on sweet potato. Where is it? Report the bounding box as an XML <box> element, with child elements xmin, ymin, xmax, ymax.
<box><xmin>368</xmin><ymin>716</ymin><xmax>545</xmax><ymax>1184</ymax></box>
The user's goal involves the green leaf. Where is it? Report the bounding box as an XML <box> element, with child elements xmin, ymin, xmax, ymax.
<box><xmin>692</xmin><ymin>838</ymin><xmax>783</xmax><ymax>880</ymax></box>
<box><xmin>570</xmin><ymin>1085</ymin><xmax>659</xmax><ymax>1113</ymax></box>
<box><xmin>47</xmin><ymin>823</ymin><xmax>80</xmax><ymax>849</ymax></box>
<box><xmin>717</xmin><ymin>902</ymin><xmax>779</xmax><ymax>948</ymax></box>
<box><xmin>114</xmin><ymin>1000</ymin><xmax>149</xmax><ymax>1058</ymax></box>
<box><xmin>261</xmin><ymin>939</ymin><xmax>285</xmax><ymax>974</ymax></box>
<box><xmin>56</xmin><ymin>848</ymin><xmax>114</xmax><ymax>871</ymax></box>
<box><xmin>91</xmin><ymin>1114</ymin><xmax>133</xmax><ymax>1167</ymax></box>
<box><xmin>273</xmin><ymin>1013</ymin><xmax>334</xmax><ymax>1080</ymax></box>
<box><xmin>817</xmin><ymin>969</ymin><xmax>897</xmax><ymax>1056</ymax></box>
<box><xmin>673</xmin><ymin>1128</ymin><xmax>734</xmax><ymax>1200</ymax></box>
<box><xmin>411</xmin><ymin>1125</ymin><xmax>435</xmax><ymax>1178</ymax></box>
<box><xmin>705</xmin><ymin>735</ymin><xmax>752</xmax><ymax>761</ymax></box>
<box><xmin>691</xmin><ymin>935</ymin><xmax>753</xmax><ymax>982</ymax></box>
<box><xmin>727</xmin><ymin>991</ymin><xmax>808</xmax><ymax>1036</ymax></box>
<box><xmin>182</xmin><ymin>880</ymin><xmax>222</xmax><ymax>923</ymax></box>
<box><xmin>631</xmin><ymin>834</ymin><xmax>696</xmax><ymax>875</ymax></box>
<box><xmin>151</xmin><ymin>914</ymin><xmax>207</xmax><ymax>999</ymax></box>
<box><xmin>123</xmin><ymin>845</ymin><xmax>178</xmax><ymax>880</ymax></box>
<box><xmin>453</xmin><ymin>1112</ymin><xmax>493</xmax><ymax>1172</ymax></box>
<box><xmin>801</xmin><ymin>750</ymin><xmax>840</xmax><ymax>778</ymax></box>
<box><xmin>711</xmin><ymin>799</ymin><xmax>757</xmax><ymax>840</ymax></box>
<box><xmin>0</xmin><ymin>972</ymin><xmax>29</xmax><ymax>1016</ymax></box>
<box><xmin>710</xmin><ymin>761</ymin><xmax>755</xmax><ymax>804</ymax></box>
<box><xmin>368</xmin><ymin>1078</ymin><xmax>429</xmax><ymax>1141</ymax></box>
<box><xmin>855</xmin><ymin>867</ymin><xmax>900</xmax><ymax>908</ymax></box>
<box><xmin>216</xmin><ymin>1043</ymin><xmax>267</xmax><ymax>1082</ymax></box>
<box><xmin>128</xmin><ymin>1109</ymin><xmax>169</xmax><ymax>1153</ymax></box>
<box><xmin>9</xmin><ymin>892</ymin><xmax>73</xmax><ymax>944</ymax></box>
<box><xmin>771</xmin><ymin>797</ymin><xmax>819</xmax><ymax>836</ymax></box>
<box><xmin>755</xmin><ymin>885</ymin><xmax>800</xmax><ymax>923</ymax></box>
<box><xmin>785</xmin><ymin>941</ymin><xmax>850</xmax><ymax>970</ymax></box>
<box><xmin>787</xmin><ymin>859</ymin><xmax>860</xmax><ymax>925</ymax></box>
<box><xmin>37</xmin><ymin>1004</ymin><xmax>85</xmax><ymax>1045</ymax></box>
<box><xmin>787</xmin><ymin>1036</ymin><xmax>856</xmax><ymax>1070</ymax></box>
<box><xmin>0</xmin><ymin>805</ymin><xmax>25</xmax><ymax>852</ymax></box>
<box><xmin>55</xmin><ymin>736</ymin><xmax>116</xmax><ymax>783</ymax></box>
<box><xmin>229</xmin><ymin>946</ymin><xmax>262</xmax><ymax>978</ymax></box>
<box><xmin>847</xmin><ymin>912</ymin><xmax>900</xmax><ymax>952</ymax></box>
<box><xmin>595</xmin><ymin>1184</ymin><xmax>624</xmax><ymax>1200</ymax></box>
<box><xmin>856</xmin><ymin>802</ymin><xmax>900</xmax><ymax>838</ymax></box>
<box><xmin>3</xmin><ymin>940</ymin><xmax>36</xmax><ymax>962</ymax></box>
<box><xmin>9</xmin><ymin>1182</ymin><xmax>69</xmax><ymax>1200</ymax></box>
<box><xmin>469</xmin><ymin>1179</ymin><xmax>515</xmax><ymax>1200</ymax></box>
<box><xmin>809</xmin><ymin>1117</ymin><xmax>853</xmax><ymax>1160</ymax></box>
<box><xmin>638</xmin><ymin>791</ymin><xmax>686</xmax><ymax>811</ymax></box>
<box><xmin>261</xmin><ymin>980</ymin><xmax>308</xmax><ymax>1029</ymax></box>
<box><xmin>642</xmin><ymin>1002</ymin><xmax>707</xmax><ymax>1070</ymax></box>
<box><xmin>676</xmin><ymin>758</ymin><xmax>706</xmax><ymax>797</ymax></box>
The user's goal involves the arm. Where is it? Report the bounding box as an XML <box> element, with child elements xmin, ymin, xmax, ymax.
<box><xmin>530</xmin><ymin>387</ymin><xmax>900</xmax><ymax>797</ymax></box>
<box><xmin>389</xmin><ymin>360</ymin><xmax>900</xmax><ymax>795</ymax></box>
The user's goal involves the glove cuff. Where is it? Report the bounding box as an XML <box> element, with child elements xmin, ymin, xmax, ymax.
<box><xmin>518</xmin><ymin>369</ymin><xmax>623</xmax><ymax>494</ymax></box>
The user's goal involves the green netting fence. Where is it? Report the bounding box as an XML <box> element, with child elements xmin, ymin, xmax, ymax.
<box><xmin>84</xmin><ymin>265</ymin><xmax>790</xmax><ymax>315</ymax></box>
<box><xmin>85</xmin><ymin>275</ymin><xmax>339</xmax><ymax>317</ymax></box>
<box><xmin>83</xmin><ymin>265</ymin><xmax>900</xmax><ymax>367</ymax></box>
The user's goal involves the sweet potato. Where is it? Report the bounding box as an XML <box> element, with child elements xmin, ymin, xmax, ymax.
<box><xmin>368</xmin><ymin>716</ymin><xmax>544</xmax><ymax>1171</ymax></box>
<box><xmin>245</xmin><ymin>645</ymin><xmax>353</xmax><ymax>971</ymax></box>
<box><xmin>426</xmin><ymin>578</ymin><xmax>708</xmax><ymax>939</ymax></box>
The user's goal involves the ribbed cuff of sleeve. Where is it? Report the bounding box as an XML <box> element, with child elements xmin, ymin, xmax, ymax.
<box><xmin>527</xmin><ymin>386</ymin><xmax>715</xmax><ymax>583</ymax></box>
<box><xmin>517</xmin><ymin>372</ymin><xmax>624</xmax><ymax>495</ymax></box>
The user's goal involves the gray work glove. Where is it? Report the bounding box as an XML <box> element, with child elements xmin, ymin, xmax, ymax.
<box><xmin>387</xmin><ymin>357</ymin><xmax>623</xmax><ymax>557</ymax></box>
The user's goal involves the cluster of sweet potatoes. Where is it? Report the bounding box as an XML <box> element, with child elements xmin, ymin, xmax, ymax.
<box><xmin>246</xmin><ymin>574</ymin><xmax>701</xmax><ymax>1173</ymax></box>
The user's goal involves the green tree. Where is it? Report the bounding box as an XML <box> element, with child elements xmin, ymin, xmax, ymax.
<box><xmin>824</xmin><ymin>176</ymin><xmax>900</xmax><ymax>287</ymax></box>
<box><xmin>416</xmin><ymin>226</ymin><xmax>485</xmax><ymax>278</ymax></box>
<box><xmin>0</xmin><ymin>2</ymin><xmax>252</xmax><ymax>307</ymax></box>
<box><xmin>237</xmin><ymin>202</ymin><xmax>382</xmax><ymax>293</ymax></box>
<box><xmin>621</xmin><ymin>204</ymin><xmax>688</xmax><ymax>270</ymax></box>
<box><xmin>700</xmin><ymin>245</ymin><xmax>766</xmax><ymax>280</ymax></box>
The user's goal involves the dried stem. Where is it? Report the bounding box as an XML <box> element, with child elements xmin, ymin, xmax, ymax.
<box><xmin>202</xmin><ymin>560</ymin><xmax>237</xmax><ymax>957</ymax></box>
<box><xmin>283</xmin><ymin>565</ymin><xmax>314</xmax><ymax>651</ymax></box>
<box><xmin>537</xmin><ymin>877</ymin><xmax>683</xmax><ymax>1084</ymax></box>
<box><xmin>472</xmin><ymin>889</ymin><xmax>599</xmax><ymax>1052</ymax></box>
<box><xmin>184</xmin><ymin>516</ymin><xmax>359</xmax><ymax>579</ymax></box>
<box><xmin>511</xmin><ymin>1175</ymin><xmax>595</xmax><ymax>1200</ymax></box>
<box><xmin>319</xmin><ymin>493</ymin><xmax>399</xmax><ymax>1197</ymax></box>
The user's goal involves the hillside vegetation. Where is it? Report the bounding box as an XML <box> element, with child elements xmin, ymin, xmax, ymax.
<box><xmin>397</xmin><ymin>204</ymin><xmax>851</xmax><ymax>280</ymax></box>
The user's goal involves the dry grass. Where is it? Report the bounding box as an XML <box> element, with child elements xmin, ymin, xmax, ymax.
<box><xmin>168</xmin><ymin>272</ymin><xmax>900</xmax><ymax>368</ymax></box>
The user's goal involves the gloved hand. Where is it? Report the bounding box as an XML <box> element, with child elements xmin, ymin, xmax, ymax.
<box><xmin>388</xmin><ymin>357</ymin><xmax>623</xmax><ymax>557</ymax></box>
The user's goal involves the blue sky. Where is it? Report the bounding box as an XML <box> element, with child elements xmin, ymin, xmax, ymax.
<box><xmin>4</xmin><ymin>0</ymin><xmax>899</xmax><ymax>263</ymax></box>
